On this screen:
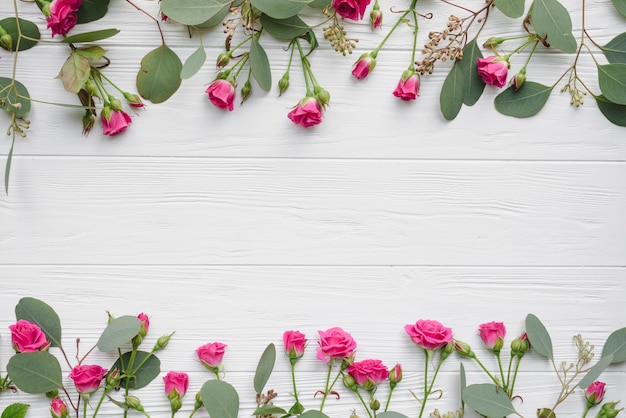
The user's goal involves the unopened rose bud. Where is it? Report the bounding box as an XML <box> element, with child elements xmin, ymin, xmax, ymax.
<box><xmin>46</xmin><ymin>390</ymin><xmax>59</xmax><ymax>399</ymax></box>
<box><xmin>370</xmin><ymin>399</ymin><xmax>380</xmax><ymax>411</ymax></box>
<box><xmin>585</xmin><ymin>381</ymin><xmax>606</xmax><ymax>406</ymax></box>
<box><xmin>153</xmin><ymin>332</ymin><xmax>174</xmax><ymax>352</ymax></box>
<box><xmin>440</xmin><ymin>341</ymin><xmax>455</xmax><ymax>362</ymax></box>
<box><xmin>278</xmin><ymin>73</ymin><xmax>290</xmax><ymax>96</ymax></box>
<box><xmin>241</xmin><ymin>80</ymin><xmax>252</xmax><ymax>103</ymax></box>
<box><xmin>314</xmin><ymin>86</ymin><xmax>330</xmax><ymax>109</ymax></box>
<box><xmin>82</xmin><ymin>110</ymin><xmax>96</xmax><ymax>135</ymax></box>
<box><xmin>483</xmin><ymin>37</ymin><xmax>505</xmax><ymax>49</ymax></box>
<box><xmin>0</xmin><ymin>34</ymin><xmax>13</xmax><ymax>51</ymax></box>
<box><xmin>216</xmin><ymin>52</ymin><xmax>231</xmax><ymax>68</ymax></box>
<box><xmin>106</xmin><ymin>369</ymin><xmax>121</xmax><ymax>390</ymax></box>
<box><xmin>492</xmin><ymin>337</ymin><xmax>504</xmax><ymax>352</ymax></box>
<box><xmin>124</xmin><ymin>92</ymin><xmax>144</xmax><ymax>108</ymax></box>
<box><xmin>454</xmin><ymin>340</ymin><xmax>474</xmax><ymax>358</ymax></box>
<box><xmin>513</xmin><ymin>69</ymin><xmax>526</xmax><ymax>90</ymax></box>
<box><xmin>511</xmin><ymin>333</ymin><xmax>529</xmax><ymax>357</ymax></box>
<box><xmin>109</xmin><ymin>96</ymin><xmax>123</xmax><ymax>111</ymax></box>
<box><xmin>194</xmin><ymin>391</ymin><xmax>203</xmax><ymax>410</ymax></box>
<box><xmin>389</xmin><ymin>364</ymin><xmax>402</xmax><ymax>389</ymax></box>
<box><xmin>342</xmin><ymin>373</ymin><xmax>357</xmax><ymax>391</ymax></box>
<box><xmin>126</xmin><ymin>395</ymin><xmax>145</xmax><ymax>412</ymax></box>
<box><xmin>599</xmin><ymin>401</ymin><xmax>623</xmax><ymax>418</ymax></box>
<box><xmin>169</xmin><ymin>396</ymin><xmax>182</xmax><ymax>414</ymax></box>
<box><xmin>536</xmin><ymin>408</ymin><xmax>556</xmax><ymax>418</ymax></box>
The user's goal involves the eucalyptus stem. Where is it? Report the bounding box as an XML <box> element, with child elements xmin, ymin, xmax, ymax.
<box><xmin>91</xmin><ymin>388</ymin><xmax>110</xmax><ymax>418</ymax></box>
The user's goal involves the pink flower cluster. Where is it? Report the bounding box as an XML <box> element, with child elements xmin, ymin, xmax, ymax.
<box><xmin>46</xmin><ymin>0</ymin><xmax>82</xmax><ymax>37</ymax></box>
<box><xmin>333</xmin><ymin>0</ymin><xmax>372</xmax><ymax>20</ymax></box>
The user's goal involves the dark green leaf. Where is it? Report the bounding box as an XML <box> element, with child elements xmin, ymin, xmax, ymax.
<box><xmin>111</xmin><ymin>351</ymin><xmax>161</xmax><ymax>389</ymax></box>
<box><xmin>494</xmin><ymin>0</ymin><xmax>525</xmax><ymax>18</ymax></box>
<box><xmin>250</xmin><ymin>38</ymin><xmax>272</xmax><ymax>92</ymax></box>
<box><xmin>377</xmin><ymin>412</ymin><xmax>410</xmax><ymax>418</ymax></box>
<box><xmin>200</xmin><ymin>380</ymin><xmax>240</xmax><ymax>418</ymax></box>
<box><xmin>76</xmin><ymin>0</ymin><xmax>110</xmax><ymax>24</ymax></box>
<box><xmin>14</xmin><ymin>297</ymin><xmax>61</xmax><ymax>347</ymax></box>
<box><xmin>596</xmin><ymin>95</ymin><xmax>626</xmax><ymax>126</ymax></box>
<box><xmin>440</xmin><ymin>62</ymin><xmax>465</xmax><ymax>120</ymax></box>
<box><xmin>195</xmin><ymin>3</ymin><xmax>231</xmax><ymax>28</ymax></box>
<box><xmin>58</xmin><ymin>51</ymin><xmax>91</xmax><ymax>94</ymax></box>
<box><xmin>299</xmin><ymin>411</ymin><xmax>331</xmax><ymax>418</ymax></box>
<box><xmin>532</xmin><ymin>0</ymin><xmax>577</xmax><ymax>53</ymax></box>
<box><xmin>458</xmin><ymin>38</ymin><xmax>485</xmax><ymax>106</ymax></box>
<box><xmin>0</xmin><ymin>18</ymin><xmax>40</xmax><ymax>51</ymax></box>
<box><xmin>254</xmin><ymin>343</ymin><xmax>276</xmax><ymax>393</ymax></box>
<box><xmin>0</xmin><ymin>77</ymin><xmax>31</xmax><ymax>119</ymax></box>
<box><xmin>611</xmin><ymin>0</ymin><xmax>626</xmax><ymax>17</ymax></box>
<box><xmin>578</xmin><ymin>354</ymin><xmax>613</xmax><ymax>389</ymax></box>
<box><xmin>525</xmin><ymin>313</ymin><xmax>553</xmax><ymax>359</ymax></box>
<box><xmin>463</xmin><ymin>383</ymin><xmax>517</xmax><ymax>418</ymax></box>
<box><xmin>494</xmin><ymin>82</ymin><xmax>552</xmax><ymax>118</ymax></box>
<box><xmin>252</xmin><ymin>406</ymin><xmax>287</xmax><ymax>416</ymax></box>
<box><xmin>288</xmin><ymin>402</ymin><xmax>305</xmax><ymax>415</ymax></box>
<box><xmin>136</xmin><ymin>45</ymin><xmax>182</xmax><ymax>104</ymax></box>
<box><xmin>160</xmin><ymin>0</ymin><xmax>232</xmax><ymax>26</ymax></box>
<box><xmin>97</xmin><ymin>315</ymin><xmax>142</xmax><ymax>352</ymax></box>
<box><xmin>61</xmin><ymin>29</ymin><xmax>119</xmax><ymax>44</ymax></box>
<box><xmin>181</xmin><ymin>46</ymin><xmax>206</xmax><ymax>79</ymax></box>
<box><xmin>460</xmin><ymin>362</ymin><xmax>466</xmax><ymax>392</ymax></box>
<box><xmin>261</xmin><ymin>15</ymin><xmax>311</xmax><ymax>40</ymax></box>
<box><xmin>1</xmin><ymin>404</ymin><xmax>29</xmax><ymax>418</ymax></box>
<box><xmin>601</xmin><ymin>327</ymin><xmax>626</xmax><ymax>363</ymax></box>
<box><xmin>7</xmin><ymin>352</ymin><xmax>63</xmax><ymax>394</ymax></box>
<box><xmin>250</xmin><ymin>0</ymin><xmax>314</xmax><ymax>19</ymax></box>
<box><xmin>602</xmin><ymin>32</ymin><xmax>626</xmax><ymax>64</ymax></box>
<box><xmin>598</xmin><ymin>63</ymin><xmax>626</xmax><ymax>105</ymax></box>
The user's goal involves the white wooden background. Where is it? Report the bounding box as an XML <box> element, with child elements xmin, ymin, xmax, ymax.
<box><xmin>0</xmin><ymin>0</ymin><xmax>625</xmax><ymax>417</ymax></box>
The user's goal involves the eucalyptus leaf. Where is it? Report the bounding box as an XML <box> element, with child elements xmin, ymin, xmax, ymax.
<box><xmin>136</xmin><ymin>45</ymin><xmax>182</xmax><ymax>104</ymax></box>
<box><xmin>97</xmin><ymin>315</ymin><xmax>142</xmax><ymax>352</ymax></box>
<box><xmin>494</xmin><ymin>82</ymin><xmax>552</xmax><ymax>118</ymax></box>
<box><xmin>261</xmin><ymin>15</ymin><xmax>311</xmax><ymax>40</ymax></box>
<box><xmin>0</xmin><ymin>18</ymin><xmax>40</xmax><ymax>51</ymax></box>
<box><xmin>578</xmin><ymin>354</ymin><xmax>613</xmax><ymax>389</ymax></box>
<box><xmin>5</xmin><ymin>138</ymin><xmax>14</xmax><ymax>195</ymax></box>
<box><xmin>160</xmin><ymin>0</ymin><xmax>232</xmax><ymax>26</ymax></box>
<box><xmin>250</xmin><ymin>0</ymin><xmax>314</xmax><ymax>19</ymax></box>
<box><xmin>460</xmin><ymin>362</ymin><xmax>466</xmax><ymax>393</ymax></box>
<box><xmin>463</xmin><ymin>383</ymin><xmax>517</xmax><ymax>418</ymax></box>
<box><xmin>61</xmin><ymin>29</ymin><xmax>119</xmax><ymax>44</ymax></box>
<box><xmin>532</xmin><ymin>0</ymin><xmax>577</xmax><ymax>53</ymax></box>
<box><xmin>440</xmin><ymin>62</ymin><xmax>465</xmax><ymax>120</ymax></box>
<box><xmin>58</xmin><ymin>51</ymin><xmax>91</xmax><ymax>94</ymax></box>
<box><xmin>289</xmin><ymin>401</ymin><xmax>305</xmax><ymax>415</ymax></box>
<box><xmin>601</xmin><ymin>326</ymin><xmax>626</xmax><ymax>363</ymax></box>
<box><xmin>195</xmin><ymin>3</ymin><xmax>231</xmax><ymax>28</ymax></box>
<box><xmin>7</xmin><ymin>352</ymin><xmax>63</xmax><ymax>394</ymax></box>
<box><xmin>598</xmin><ymin>63</ymin><xmax>626</xmax><ymax>105</ymax></box>
<box><xmin>250</xmin><ymin>38</ymin><xmax>272</xmax><ymax>92</ymax></box>
<box><xmin>1</xmin><ymin>404</ymin><xmax>29</xmax><ymax>418</ymax></box>
<box><xmin>299</xmin><ymin>411</ymin><xmax>331</xmax><ymax>418</ymax></box>
<box><xmin>494</xmin><ymin>0</ymin><xmax>525</xmax><ymax>18</ymax></box>
<box><xmin>111</xmin><ymin>351</ymin><xmax>161</xmax><ymax>389</ymax></box>
<box><xmin>0</xmin><ymin>78</ymin><xmax>31</xmax><ymax>118</ymax></box>
<box><xmin>252</xmin><ymin>406</ymin><xmax>287</xmax><ymax>416</ymax></box>
<box><xmin>525</xmin><ymin>313</ymin><xmax>553</xmax><ymax>359</ymax></box>
<box><xmin>76</xmin><ymin>0</ymin><xmax>110</xmax><ymax>24</ymax></box>
<box><xmin>611</xmin><ymin>0</ymin><xmax>626</xmax><ymax>17</ymax></box>
<box><xmin>181</xmin><ymin>46</ymin><xmax>207</xmax><ymax>79</ymax></box>
<box><xmin>458</xmin><ymin>38</ymin><xmax>485</xmax><ymax>106</ymax></box>
<box><xmin>200</xmin><ymin>380</ymin><xmax>240</xmax><ymax>418</ymax></box>
<box><xmin>377</xmin><ymin>412</ymin><xmax>411</xmax><ymax>418</ymax></box>
<box><xmin>254</xmin><ymin>343</ymin><xmax>276</xmax><ymax>393</ymax></box>
<box><xmin>309</xmin><ymin>0</ymin><xmax>331</xmax><ymax>7</ymax></box>
<box><xmin>602</xmin><ymin>33</ymin><xmax>626</xmax><ymax>64</ymax></box>
<box><xmin>14</xmin><ymin>297</ymin><xmax>61</xmax><ymax>347</ymax></box>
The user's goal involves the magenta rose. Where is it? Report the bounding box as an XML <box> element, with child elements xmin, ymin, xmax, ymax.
<box><xmin>478</xmin><ymin>321</ymin><xmax>506</xmax><ymax>351</ymax></box>
<box><xmin>288</xmin><ymin>97</ymin><xmax>323</xmax><ymax>128</ymax></box>
<box><xmin>283</xmin><ymin>330</ymin><xmax>307</xmax><ymax>359</ymax></box>
<box><xmin>316</xmin><ymin>327</ymin><xmax>357</xmax><ymax>363</ymax></box>
<box><xmin>389</xmin><ymin>363</ymin><xmax>402</xmax><ymax>385</ymax></box>
<box><xmin>9</xmin><ymin>319</ymin><xmax>50</xmax><ymax>352</ymax></box>
<box><xmin>196</xmin><ymin>342</ymin><xmax>227</xmax><ymax>368</ymax></box>
<box><xmin>333</xmin><ymin>0</ymin><xmax>371</xmax><ymax>20</ymax></box>
<box><xmin>352</xmin><ymin>53</ymin><xmax>376</xmax><ymax>80</ymax></box>
<box><xmin>206</xmin><ymin>80</ymin><xmax>236</xmax><ymax>111</ymax></box>
<box><xmin>346</xmin><ymin>359</ymin><xmax>389</xmax><ymax>388</ymax></box>
<box><xmin>102</xmin><ymin>109</ymin><xmax>132</xmax><ymax>136</ymax></box>
<box><xmin>392</xmin><ymin>73</ymin><xmax>420</xmax><ymax>101</ymax></box>
<box><xmin>46</xmin><ymin>0</ymin><xmax>81</xmax><ymax>37</ymax></box>
<box><xmin>404</xmin><ymin>319</ymin><xmax>453</xmax><ymax>350</ymax></box>
<box><xmin>476</xmin><ymin>56</ymin><xmax>508</xmax><ymax>88</ymax></box>
<box><xmin>163</xmin><ymin>371</ymin><xmax>189</xmax><ymax>397</ymax></box>
<box><xmin>50</xmin><ymin>397</ymin><xmax>68</xmax><ymax>418</ymax></box>
<box><xmin>585</xmin><ymin>381</ymin><xmax>606</xmax><ymax>405</ymax></box>
<box><xmin>69</xmin><ymin>364</ymin><xmax>107</xmax><ymax>394</ymax></box>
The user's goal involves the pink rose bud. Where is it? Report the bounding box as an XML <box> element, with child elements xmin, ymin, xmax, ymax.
<box><xmin>585</xmin><ymin>381</ymin><xmax>606</xmax><ymax>405</ymax></box>
<box><xmin>346</xmin><ymin>359</ymin><xmax>389</xmax><ymax>391</ymax></box>
<box><xmin>352</xmin><ymin>53</ymin><xmax>377</xmax><ymax>80</ymax></box>
<box><xmin>101</xmin><ymin>108</ymin><xmax>132</xmax><ymax>136</ymax></box>
<box><xmin>478</xmin><ymin>321</ymin><xmax>506</xmax><ymax>352</ymax></box>
<box><xmin>50</xmin><ymin>397</ymin><xmax>68</xmax><ymax>418</ymax></box>
<box><xmin>513</xmin><ymin>69</ymin><xmax>526</xmax><ymax>90</ymax></box>
<box><xmin>196</xmin><ymin>342</ymin><xmax>227</xmax><ymax>369</ymax></box>
<box><xmin>333</xmin><ymin>0</ymin><xmax>372</xmax><ymax>20</ymax></box>
<box><xmin>206</xmin><ymin>79</ymin><xmax>236</xmax><ymax>111</ymax></box>
<box><xmin>283</xmin><ymin>330</ymin><xmax>307</xmax><ymax>360</ymax></box>
<box><xmin>124</xmin><ymin>92</ymin><xmax>144</xmax><ymax>108</ymax></box>
<box><xmin>163</xmin><ymin>371</ymin><xmax>189</xmax><ymax>413</ymax></box>
<box><xmin>370</xmin><ymin>1</ymin><xmax>382</xmax><ymax>29</ymax></box>
<box><xmin>216</xmin><ymin>52</ymin><xmax>231</xmax><ymax>68</ymax></box>
<box><xmin>392</xmin><ymin>70</ymin><xmax>420</xmax><ymax>101</ymax></box>
<box><xmin>137</xmin><ymin>313</ymin><xmax>149</xmax><ymax>337</ymax></box>
<box><xmin>404</xmin><ymin>319</ymin><xmax>453</xmax><ymax>351</ymax></box>
<box><xmin>454</xmin><ymin>340</ymin><xmax>474</xmax><ymax>358</ymax></box>
<box><xmin>278</xmin><ymin>73</ymin><xmax>290</xmax><ymax>96</ymax></box>
<box><xmin>68</xmin><ymin>364</ymin><xmax>107</xmax><ymax>394</ymax></box>
<box><xmin>316</xmin><ymin>327</ymin><xmax>357</xmax><ymax>363</ymax></box>
<box><xmin>476</xmin><ymin>55</ymin><xmax>509</xmax><ymax>88</ymax></box>
<box><xmin>288</xmin><ymin>97</ymin><xmax>323</xmax><ymax>128</ymax></box>
<box><xmin>389</xmin><ymin>364</ymin><xmax>402</xmax><ymax>387</ymax></box>
<box><xmin>9</xmin><ymin>319</ymin><xmax>50</xmax><ymax>353</ymax></box>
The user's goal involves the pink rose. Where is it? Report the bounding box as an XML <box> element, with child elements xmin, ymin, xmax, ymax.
<box><xmin>585</xmin><ymin>381</ymin><xmax>606</xmax><ymax>405</ymax></box>
<box><xmin>137</xmin><ymin>313</ymin><xmax>149</xmax><ymax>337</ymax></box>
<box><xmin>288</xmin><ymin>97</ymin><xmax>323</xmax><ymax>128</ymax></box>
<box><xmin>478</xmin><ymin>321</ymin><xmax>506</xmax><ymax>351</ymax></box>
<box><xmin>346</xmin><ymin>359</ymin><xmax>389</xmax><ymax>388</ymax></box>
<box><xmin>206</xmin><ymin>80</ymin><xmax>236</xmax><ymax>111</ymax></box>
<box><xmin>316</xmin><ymin>327</ymin><xmax>357</xmax><ymax>363</ymax></box>
<box><xmin>392</xmin><ymin>73</ymin><xmax>420</xmax><ymax>101</ymax></box>
<box><xmin>69</xmin><ymin>364</ymin><xmax>107</xmax><ymax>394</ymax></box>
<box><xmin>476</xmin><ymin>56</ymin><xmax>508</xmax><ymax>88</ymax></box>
<box><xmin>46</xmin><ymin>0</ymin><xmax>81</xmax><ymax>37</ymax></box>
<box><xmin>163</xmin><ymin>371</ymin><xmax>189</xmax><ymax>397</ymax></box>
<box><xmin>389</xmin><ymin>364</ymin><xmax>402</xmax><ymax>385</ymax></box>
<box><xmin>50</xmin><ymin>397</ymin><xmax>68</xmax><ymax>418</ymax></box>
<box><xmin>404</xmin><ymin>319</ymin><xmax>453</xmax><ymax>350</ymax></box>
<box><xmin>102</xmin><ymin>109</ymin><xmax>132</xmax><ymax>136</ymax></box>
<box><xmin>333</xmin><ymin>0</ymin><xmax>371</xmax><ymax>20</ymax></box>
<box><xmin>352</xmin><ymin>54</ymin><xmax>376</xmax><ymax>80</ymax></box>
<box><xmin>196</xmin><ymin>342</ymin><xmax>227</xmax><ymax>368</ymax></box>
<box><xmin>9</xmin><ymin>319</ymin><xmax>50</xmax><ymax>352</ymax></box>
<box><xmin>283</xmin><ymin>330</ymin><xmax>307</xmax><ymax>359</ymax></box>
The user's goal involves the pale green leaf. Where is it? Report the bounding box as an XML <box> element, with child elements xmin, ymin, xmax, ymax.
<box><xmin>200</xmin><ymin>380</ymin><xmax>240</xmax><ymax>418</ymax></box>
<box><xmin>463</xmin><ymin>383</ymin><xmax>517</xmax><ymax>418</ymax></box>
<box><xmin>181</xmin><ymin>46</ymin><xmax>206</xmax><ymax>79</ymax></box>
<box><xmin>494</xmin><ymin>0</ymin><xmax>525</xmax><ymax>18</ymax></box>
<box><xmin>440</xmin><ymin>62</ymin><xmax>465</xmax><ymax>120</ymax></box>
<box><xmin>601</xmin><ymin>32</ymin><xmax>626</xmax><ymax>64</ymax></box>
<box><xmin>254</xmin><ymin>343</ymin><xmax>276</xmax><ymax>393</ymax></box>
<box><xmin>525</xmin><ymin>313</ymin><xmax>553</xmax><ymax>359</ymax></box>
<box><xmin>0</xmin><ymin>77</ymin><xmax>31</xmax><ymax>118</ymax></box>
<box><xmin>7</xmin><ymin>352</ymin><xmax>63</xmax><ymax>394</ymax></box>
<box><xmin>0</xmin><ymin>18</ymin><xmax>40</xmax><ymax>51</ymax></box>
<box><xmin>1</xmin><ymin>404</ymin><xmax>29</xmax><ymax>418</ymax></box>
<box><xmin>15</xmin><ymin>297</ymin><xmax>61</xmax><ymax>347</ymax></box>
<box><xmin>458</xmin><ymin>38</ymin><xmax>485</xmax><ymax>106</ymax></box>
<box><xmin>250</xmin><ymin>38</ymin><xmax>272</xmax><ymax>92</ymax></box>
<box><xmin>532</xmin><ymin>0</ymin><xmax>577</xmax><ymax>53</ymax></box>
<box><xmin>97</xmin><ymin>315</ymin><xmax>142</xmax><ymax>352</ymax></box>
<box><xmin>261</xmin><ymin>15</ymin><xmax>311</xmax><ymax>40</ymax></box>
<box><xmin>250</xmin><ymin>0</ymin><xmax>314</xmax><ymax>19</ymax></box>
<box><xmin>598</xmin><ymin>63</ymin><xmax>626</xmax><ymax>105</ymax></box>
<box><xmin>58</xmin><ymin>51</ymin><xmax>91</xmax><ymax>94</ymax></box>
<box><xmin>62</xmin><ymin>29</ymin><xmax>119</xmax><ymax>44</ymax></box>
<box><xmin>136</xmin><ymin>45</ymin><xmax>182</xmax><ymax>104</ymax></box>
<box><xmin>578</xmin><ymin>354</ymin><xmax>613</xmax><ymax>389</ymax></box>
<box><xmin>5</xmin><ymin>138</ymin><xmax>14</xmax><ymax>195</ymax></box>
<box><xmin>252</xmin><ymin>406</ymin><xmax>287</xmax><ymax>416</ymax></box>
<box><xmin>611</xmin><ymin>0</ymin><xmax>626</xmax><ymax>17</ymax></box>
<box><xmin>494</xmin><ymin>82</ymin><xmax>552</xmax><ymax>118</ymax></box>
<box><xmin>112</xmin><ymin>351</ymin><xmax>161</xmax><ymax>389</ymax></box>
<box><xmin>299</xmin><ymin>411</ymin><xmax>331</xmax><ymax>418</ymax></box>
<box><xmin>76</xmin><ymin>0</ymin><xmax>110</xmax><ymax>23</ymax></box>
<box><xmin>160</xmin><ymin>0</ymin><xmax>232</xmax><ymax>26</ymax></box>
<box><xmin>196</xmin><ymin>3</ymin><xmax>231</xmax><ymax>28</ymax></box>
<box><xmin>601</xmin><ymin>326</ymin><xmax>626</xmax><ymax>363</ymax></box>
<box><xmin>377</xmin><ymin>412</ymin><xmax>410</xmax><ymax>418</ymax></box>
<box><xmin>75</xmin><ymin>46</ymin><xmax>107</xmax><ymax>60</ymax></box>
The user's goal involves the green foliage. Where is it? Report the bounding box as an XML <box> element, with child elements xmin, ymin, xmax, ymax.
<box><xmin>75</xmin><ymin>46</ymin><xmax>107</xmax><ymax>60</ymax></box>
<box><xmin>597</xmin><ymin>63</ymin><xmax>626</xmax><ymax>105</ymax></box>
<box><xmin>97</xmin><ymin>315</ymin><xmax>142</xmax><ymax>351</ymax></box>
<box><xmin>531</xmin><ymin>0</ymin><xmax>577</xmax><ymax>53</ymax></box>
<box><xmin>596</xmin><ymin>95</ymin><xmax>626</xmax><ymax>126</ymax></box>
<box><xmin>58</xmin><ymin>51</ymin><xmax>91</xmax><ymax>94</ymax></box>
<box><xmin>136</xmin><ymin>45</ymin><xmax>183</xmax><ymax>104</ymax></box>
<box><xmin>261</xmin><ymin>15</ymin><xmax>311</xmax><ymax>40</ymax></box>
<box><xmin>160</xmin><ymin>0</ymin><xmax>232</xmax><ymax>26</ymax></box>
<box><xmin>61</xmin><ymin>29</ymin><xmax>120</xmax><ymax>44</ymax></box>
<box><xmin>112</xmin><ymin>351</ymin><xmax>161</xmax><ymax>389</ymax></box>
<box><xmin>602</xmin><ymin>33</ymin><xmax>626</xmax><ymax>64</ymax></box>
<box><xmin>253</xmin><ymin>343</ymin><xmax>276</xmax><ymax>394</ymax></box>
<box><xmin>463</xmin><ymin>383</ymin><xmax>518</xmax><ymax>418</ymax></box>
<box><xmin>459</xmin><ymin>39</ymin><xmax>485</xmax><ymax>106</ymax></box>
<box><xmin>181</xmin><ymin>46</ymin><xmax>207</xmax><ymax>79</ymax></box>
<box><xmin>494</xmin><ymin>0</ymin><xmax>525</xmax><ymax>18</ymax></box>
<box><xmin>0</xmin><ymin>18</ymin><xmax>40</xmax><ymax>52</ymax></box>
<box><xmin>309</xmin><ymin>0</ymin><xmax>331</xmax><ymax>7</ymax></box>
<box><xmin>525</xmin><ymin>313</ymin><xmax>553</xmax><ymax>359</ymax></box>
<box><xmin>494</xmin><ymin>82</ymin><xmax>552</xmax><ymax>118</ymax></box>
<box><xmin>252</xmin><ymin>406</ymin><xmax>287</xmax><ymax>415</ymax></box>
<box><xmin>7</xmin><ymin>352</ymin><xmax>63</xmax><ymax>394</ymax></box>
<box><xmin>440</xmin><ymin>62</ymin><xmax>465</xmax><ymax>120</ymax></box>
<box><xmin>0</xmin><ymin>78</ymin><xmax>31</xmax><ymax>118</ymax></box>
<box><xmin>76</xmin><ymin>0</ymin><xmax>110</xmax><ymax>24</ymax></box>
<box><xmin>196</xmin><ymin>3</ymin><xmax>232</xmax><ymax>28</ymax></box>
<box><xmin>601</xmin><ymin>327</ymin><xmax>626</xmax><ymax>363</ymax></box>
<box><xmin>250</xmin><ymin>38</ymin><xmax>272</xmax><ymax>92</ymax></box>
<box><xmin>1</xmin><ymin>404</ymin><xmax>29</xmax><ymax>418</ymax></box>
<box><xmin>578</xmin><ymin>354</ymin><xmax>613</xmax><ymax>389</ymax></box>
<box><xmin>611</xmin><ymin>0</ymin><xmax>626</xmax><ymax>17</ymax></box>
<box><xmin>250</xmin><ymin>0</ymin><xmax>314</xmax><ymax>19</ymax></box>
<box><xmin>200</xmin><ymin>380</ymin><xmax>240</xmax><ymax>418</ymax></box>
<box><xmin>377</xmin><ymin>412</ymin><xmax>411</xmax><ymax>418</ymax></box>
<box><xmin>299</xmin><ymin>411</ymin><xmax>331</xmax><ymax>418</ymax></box>
<box><xmin>14</xmin><ymin>297</ymin><xmax>61</xmax><ymax>347</ymax></box>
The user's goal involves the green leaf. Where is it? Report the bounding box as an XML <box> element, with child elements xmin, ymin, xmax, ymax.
<box><xmin>252</xmin><ymin>406</ymin><xmax>287</xmax><ymax>416</ymax></box>
<box><xmin>253</xmin><ymin>343</ymin><xmax>276</xmax><ymax>393</ymax></box>
<box><xmin>250</xmin><ymin>0</ymin><xmax>314</xmax><ymax>19</ymax></box>
<box><xmin>136</xmin><ymin>45</ymin><xmax>182</xmax><ymax>104</ymax></box>
<box><xmin>58</xmin><ymin>51</ymin><xmax>91</xmax><ymax>94</ymax></box>
<box><xmin>5</xmin><ymin>137</ymin><xmax>14</xmax><ymax>195</ymax></box>
<box><xmin>97</xmin><ymin>315</ymin><xmax>142</xmax><ymax>352</ymax></box>
<box><xmin>0</xmin><ymin>18</ymin><xmax>40</xmax><ymax>51</ymax></box>
<box><xmin>458</xmin><ymin>38</ymin><xmax>485</xmax><ymax>106</ymax></box>
<box><xmin>602</xmin><ymin>32</ymin><xmax>626</xmax><ymax>64</ymax></box>
<box><xmin>309</xmin><ymin>0</ymin><xmax>331</xmax><ymax>7</ymax></box>
<box><xmin>181</xmin><ymin>46</ymin><xmax>206</xmax><ymax>79</ymax></box>
<box><xmin>261</xmin><ymin>15</ymin><xmax>311</xmax><ymax>40</ymax></box>
<box><xmin>494</xmin><ymin>0</ymin><xmax>525</xmax><ymax>18</ymax></box>
<box><xmin>196</xmin><ymin>3</ymin><xmax>231</xmax><ymax>28</ymax></box>
<box><xmin>160</xmin><ymin>0</ymin><xmax>232</xmax><ymax>26</ymax></box>
<box><xmin>250</xmin><ymin>38</ymin><xmax>272</xmax><ymax>92</ymax></box>
<box><xmin>111</xmin><ymin>351</ymin><xmax>161</xmax><ymax>389</ymax></box>
<box><xmin>440</xmin><ymin>62</ymin><xmax>465</xmax><ymax>120</ymax></box>
<box><xmin>601</xmin><ymin>327</ymin><xmax>626</xmax><ymax>363</ymax></box>
<box><xmin>611</xmin><ymin>0</ymin><xmax>626</xmax><ymax>17</ymax></box>
<box><xmin>377</xmin><ymin>412</ymin><xmax>410</xmax><ymax>418</ymax></box>
<box><xmin>75</xmin><ymin>46</ymin><xmax>107</xmax><ymax>60</ymax></box>
<box><xmin>596</xmin><ymin>95</ymin><xmax>626</xmax><ymax>126</ymax></box>
<box><xmin>463</xmin><ymin>383</ymin><xmax>518</xmax><ymax>418</ymax></box>
<box><xmin>7</xmin><ymin>352</ymin><xmax>63</xmax><ymax>394</ymax></box>
<box><xmin>0</xmin><ymin>77</ymin><xmax>31</xmax><ymax>118</ymax></box>
<box><xmin>1</xmin><ymin>404</ymin><xmax>29</xmax><ymax>418</ymax></box>
<box><xmin>299</xmin><ymin>411</ymin><xmax>331</xmax><ymax>418</ymax></box>
<box><xmin>200</xmin><ymin>380</ymin><xmax>240</xmax><ymax>418</ymax></box>
<box><xmin>288</xmin><ymin>401</ymin><xmax>305</xmax><ymax>415</ymax></box>
<box><xmin>494</xmin><ymin>82</ymin><xmax>552</xmax><ymax>118</ymax></box>
<box><xmin>532</xmin><ymin>0</ymin><xmax>577</xmax><ymax>53</ymax></box>
<box><xmin>525</xmin><ymin>313</ymin><xmax>553</xmax><ymax>359</ymax></box>
<box><xmin>578</xmin><ymin>354</ymin><xmax>613</xmax><ymax>389</ymax></box>
<box><xmin>598</xmin><ymin>63</ymin><xmax>626</xmax><ymax>105</ymax></box>
<box><xmin>61</xmin><ymin>29</ymin><xmax>119</xmax><ymax>44</ymax></box>
<box><xmin>14</xmin><ymin>297</ymin><xmax>61</xmax><ymax>347</ymax></box>
<box><xmin>76</xmin><ymin>0</ymin><xmax>110</xmax><ymax>23</ymax></box>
